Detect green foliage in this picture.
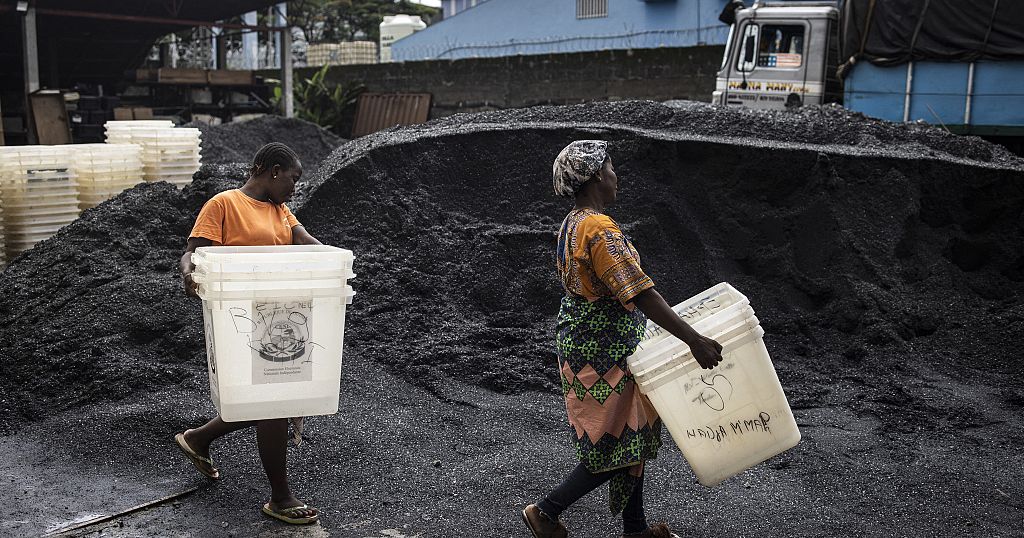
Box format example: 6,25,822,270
288,0,439,43
272,64,365,135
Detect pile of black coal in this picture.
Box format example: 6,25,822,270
190,115,345,175
1,100,1021,434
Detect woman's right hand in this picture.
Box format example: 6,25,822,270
183,271,200,299
689,334,724,370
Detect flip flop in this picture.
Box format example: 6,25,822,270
175,431,220,480
262,502,320,525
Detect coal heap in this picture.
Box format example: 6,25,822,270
191,115,345,175
0,101,1022,435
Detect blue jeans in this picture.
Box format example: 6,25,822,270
536,463,648,534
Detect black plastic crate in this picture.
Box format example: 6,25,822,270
72,123,105,141
87,110,112,124
77,96,101,110
101,96,121,110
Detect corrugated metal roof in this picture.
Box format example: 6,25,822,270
0,0,281,89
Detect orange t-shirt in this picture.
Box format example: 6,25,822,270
189,189,300,246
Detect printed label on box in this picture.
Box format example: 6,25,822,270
248,300,314,385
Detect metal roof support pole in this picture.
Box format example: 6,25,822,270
281,27,293,118
964,62,975,126
19,1,40,144
903,61,913,123
242,11,258,69
20,3,39,94
272,3,287,70
211,26,220,69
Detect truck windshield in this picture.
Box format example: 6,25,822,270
757,25,804,68
736,23,805,72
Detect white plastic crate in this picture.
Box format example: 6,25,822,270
193,245,355,276
625,283,800,487
194,245,357,422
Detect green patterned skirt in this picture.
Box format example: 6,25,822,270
556,294,662,514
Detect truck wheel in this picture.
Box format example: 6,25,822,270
786,93,803,109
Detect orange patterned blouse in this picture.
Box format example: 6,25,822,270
556,208,655,305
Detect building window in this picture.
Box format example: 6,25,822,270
577,0,608,19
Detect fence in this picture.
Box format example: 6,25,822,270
391,26,731,61
148,25,729,71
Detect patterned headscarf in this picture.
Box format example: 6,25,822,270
552,140,609,198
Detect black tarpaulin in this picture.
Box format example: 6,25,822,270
840,0,1024,66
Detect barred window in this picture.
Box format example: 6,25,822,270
577,0,608,19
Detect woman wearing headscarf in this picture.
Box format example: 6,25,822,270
522,140,724,538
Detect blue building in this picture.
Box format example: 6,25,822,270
442,0,490,19
394,0,731,61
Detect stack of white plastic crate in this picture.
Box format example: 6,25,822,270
104,120,201,188
0,146,81,259
71,143,145,210
307,41,377,65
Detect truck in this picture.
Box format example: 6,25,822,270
711,0,1024,148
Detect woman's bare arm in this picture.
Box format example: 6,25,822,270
291,225,322,245
632,287,724,369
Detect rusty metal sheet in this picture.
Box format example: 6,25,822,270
351,93,432,137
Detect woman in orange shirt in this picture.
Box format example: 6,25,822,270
175,143,323,525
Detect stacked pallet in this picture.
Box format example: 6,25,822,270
104,121,202,188
307,41,378,66
71,144,145,210
0,146,81,260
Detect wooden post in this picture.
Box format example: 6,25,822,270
281,27,293,118
215,27,228,70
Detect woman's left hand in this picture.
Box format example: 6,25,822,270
688,334,724,369
633,287,724,369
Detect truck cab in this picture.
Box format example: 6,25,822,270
713,2,842,110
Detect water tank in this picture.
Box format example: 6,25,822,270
379,14,427,63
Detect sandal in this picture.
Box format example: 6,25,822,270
174,431,220,480
262,502,320,525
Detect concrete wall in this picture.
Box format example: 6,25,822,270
393,0,731,61
272,45,725,134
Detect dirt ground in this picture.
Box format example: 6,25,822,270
1,101,1022,537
